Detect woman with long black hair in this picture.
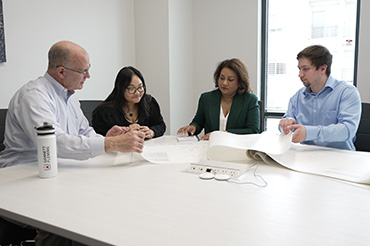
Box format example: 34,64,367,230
92,66,166,139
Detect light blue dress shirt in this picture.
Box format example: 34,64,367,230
282,75,361,151
0,73,105,167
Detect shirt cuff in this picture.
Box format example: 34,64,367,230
305,125,318,141
88,135,106,157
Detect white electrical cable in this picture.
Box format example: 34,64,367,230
227,163,268,187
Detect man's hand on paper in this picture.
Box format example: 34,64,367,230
279,118,296,135
280,118,306,143
287,124,306,143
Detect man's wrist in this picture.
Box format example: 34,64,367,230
104,137,115,152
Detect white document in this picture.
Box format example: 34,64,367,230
269,144,370,184
140,136,208,164
207,131,292,161
207,131,370,184
59,132,370,184
58,152,145,167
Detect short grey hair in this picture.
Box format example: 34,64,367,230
48,43,72,69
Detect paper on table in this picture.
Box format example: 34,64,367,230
207,131,370,184
207,131,292,161
59,136,208,166
113,152,146,165
269,144,370,184
141,139,208,164
177,135,199,142
58,152,146,167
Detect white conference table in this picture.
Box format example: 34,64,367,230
1,136,370,246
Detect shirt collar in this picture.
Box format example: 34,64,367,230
302,75,335,96
45,72,75,100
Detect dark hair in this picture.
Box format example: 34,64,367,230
297,45,332,77
101,66,150,118
213,58,252,94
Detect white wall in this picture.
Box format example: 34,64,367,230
134,0,194,135
0,0,135,107
192,0,260,98
169,0,194,134
134,0,171,133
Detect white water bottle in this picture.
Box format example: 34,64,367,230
35,122,58,178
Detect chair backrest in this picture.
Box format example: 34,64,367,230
355,102,370,152
79,100,103,126
258,100,265,133
0,108,8,152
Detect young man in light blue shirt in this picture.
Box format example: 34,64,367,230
280,45,361,151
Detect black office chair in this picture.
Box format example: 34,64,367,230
0,217,36,245
79,100,103,126
355,102,370,152
258,100,265,133
0,108,7,152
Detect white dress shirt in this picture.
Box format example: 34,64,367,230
0,73,105,167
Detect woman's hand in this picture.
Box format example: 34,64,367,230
139,125,155,139
200,132,212,141
129,123,140,132
177,125,196,136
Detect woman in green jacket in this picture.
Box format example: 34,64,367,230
177,58,260,140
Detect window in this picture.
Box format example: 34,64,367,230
268,63,287,75
262,0,360,132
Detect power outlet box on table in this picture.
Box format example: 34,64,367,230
188,162,242,178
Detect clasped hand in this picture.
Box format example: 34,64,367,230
106,124,154,139
129,123,154,139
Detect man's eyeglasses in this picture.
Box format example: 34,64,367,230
57,64,91,76
126,86,145,94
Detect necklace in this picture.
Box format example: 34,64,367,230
124,113,137,123
123,105,134,117
123,106,138,123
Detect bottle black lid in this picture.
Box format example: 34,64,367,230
35,122,55,134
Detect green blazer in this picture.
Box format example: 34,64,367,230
190,89,260,135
